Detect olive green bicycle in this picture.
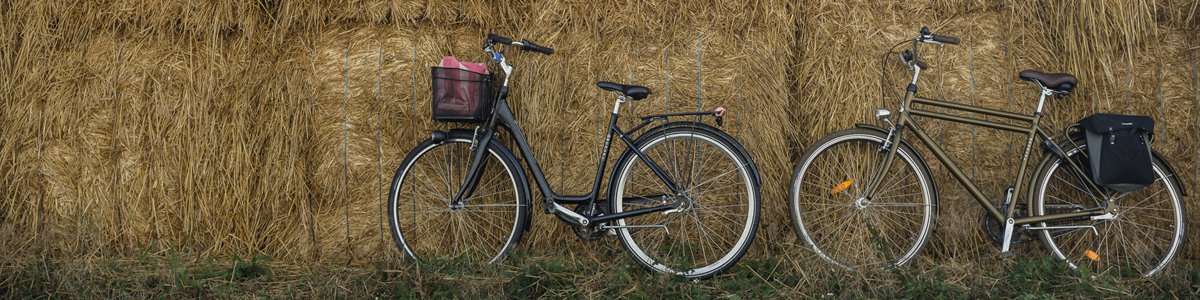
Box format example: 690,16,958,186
788,27,1187,277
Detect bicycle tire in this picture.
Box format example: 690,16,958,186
1031,144,1186,277
608,124,760,279
789,128,937,270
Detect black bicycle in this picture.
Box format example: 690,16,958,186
388,34,761,279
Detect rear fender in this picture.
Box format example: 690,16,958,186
639,121,761,186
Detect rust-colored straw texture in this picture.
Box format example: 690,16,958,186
1,0,1197,265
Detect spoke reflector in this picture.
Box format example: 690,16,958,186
1085,249,1101,262
831,179,854,195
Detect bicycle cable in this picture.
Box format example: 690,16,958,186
879,40,912,110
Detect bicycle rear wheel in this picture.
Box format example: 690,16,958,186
388,133,529,264
609,125,760,279
788,128,936,270
1031,145,1185,277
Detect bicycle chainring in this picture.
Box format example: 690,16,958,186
571,203,608,241
983,200,1036,245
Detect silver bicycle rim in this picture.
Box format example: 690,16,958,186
612,131,757,277
790,133,935,269
1035,148,1184,277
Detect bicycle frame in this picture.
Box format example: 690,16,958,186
862,67,1112,252
445,48,721,226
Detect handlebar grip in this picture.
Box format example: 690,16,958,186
487,33,513,45
932,34,960,45
912,58,929,69
521,39,554,55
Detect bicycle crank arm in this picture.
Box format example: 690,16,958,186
551,202,590,226
1000,218,1015,253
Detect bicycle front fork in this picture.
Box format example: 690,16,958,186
450,125,496,209
861,118,905,201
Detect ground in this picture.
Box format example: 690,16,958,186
3,248,1198,299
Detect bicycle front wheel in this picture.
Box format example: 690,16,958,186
388,134,529,264
789,128,937,270
609,125,760,279
1032,145,1185,277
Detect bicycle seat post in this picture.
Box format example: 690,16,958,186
1033,84,1053,116
612,94,627,114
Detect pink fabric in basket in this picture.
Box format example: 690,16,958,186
440,56,488,74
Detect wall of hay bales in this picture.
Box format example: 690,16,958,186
1,0,1197,265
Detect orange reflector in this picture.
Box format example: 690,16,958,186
1085,250,1100,262
830,179,853,195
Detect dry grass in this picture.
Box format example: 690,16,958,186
3,252,1198,298
1,0,1197,271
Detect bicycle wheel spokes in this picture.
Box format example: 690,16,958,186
1036,156,1184,277
613,128,759,279
391,139,524,264
790,130,935,270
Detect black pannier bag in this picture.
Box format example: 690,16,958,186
431,67,493,122
1079,113,1155,192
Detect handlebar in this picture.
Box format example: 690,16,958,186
897,27,959,70
911,57,929,69
519,39,554,55
931,35,960,45
900,50,929,69
917,26,959,45
486,33,512,45
486,33,555,55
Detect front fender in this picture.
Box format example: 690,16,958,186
853,123,924,155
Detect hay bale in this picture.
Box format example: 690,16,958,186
2,0,1198,266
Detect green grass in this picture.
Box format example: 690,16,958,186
2,251,1198,299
